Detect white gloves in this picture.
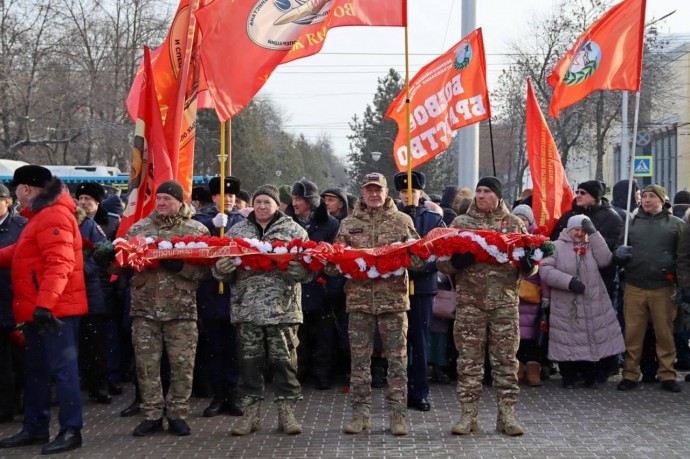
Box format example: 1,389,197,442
212,213,229,228
215,257,236,275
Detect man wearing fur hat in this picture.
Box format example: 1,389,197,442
437,176,534,437
76,182,120,240
331,172,424,436
214,184,310,436
0,165,87,454
288,180,340,390
125,180,211,437
76,181,125,398
194,176,245,418
614,184,686,393
393,171,445,412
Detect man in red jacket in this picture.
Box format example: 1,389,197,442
0,165,87,455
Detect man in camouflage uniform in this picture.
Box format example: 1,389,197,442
126,181,210,437
437,176,534,437
330,172,423,436
214,184,310,436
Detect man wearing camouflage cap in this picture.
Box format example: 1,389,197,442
329,172,424,436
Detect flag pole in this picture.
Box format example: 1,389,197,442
623,90,642,246
218,120,227,293
402,0,414,296
403,0,412,207
488,118,496,176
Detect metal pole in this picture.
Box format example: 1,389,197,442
620,91,629,180
457,0,478,188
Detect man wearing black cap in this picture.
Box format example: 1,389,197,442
393,171,445,412
0,165,87,454
288,180,339,390
0,183,27,424
125,180,211,437
191,186,214,214
437,176,533,437
75,182,120,240
193,176,245,418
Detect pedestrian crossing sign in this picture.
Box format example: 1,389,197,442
633,156,653,177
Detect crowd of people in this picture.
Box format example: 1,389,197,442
0,163,689,455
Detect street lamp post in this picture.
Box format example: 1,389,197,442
370,151,382,162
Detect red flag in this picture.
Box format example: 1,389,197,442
117,47,174,239
526,79,573,235
385,28,490,171
126,0,209,201
196,0,405,121
547,0,646,118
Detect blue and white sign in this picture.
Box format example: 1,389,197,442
633,156,653,177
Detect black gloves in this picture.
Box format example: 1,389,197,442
580,216,597,235
33,307,64,336
681,288,690,304
520,256,535,274
568,278,586,294
450,253,475,270
159,259,184,273
615,245,632,262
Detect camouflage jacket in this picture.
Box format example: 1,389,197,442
334,197,419,315
437,201,527,310
225,211,308,326
126,204,210,321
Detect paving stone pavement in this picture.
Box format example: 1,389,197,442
1,374,690,459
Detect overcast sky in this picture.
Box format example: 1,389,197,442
249,0,690,158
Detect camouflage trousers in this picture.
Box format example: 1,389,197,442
132,317,198,420
349,311,408,412
453,304,519,405
237,323,301,403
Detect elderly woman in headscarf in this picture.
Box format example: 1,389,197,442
539,215,624,389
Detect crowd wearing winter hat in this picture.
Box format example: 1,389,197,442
1,164,690,447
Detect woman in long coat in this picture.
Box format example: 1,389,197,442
540,215,624,388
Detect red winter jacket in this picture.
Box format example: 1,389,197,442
0,178,87,322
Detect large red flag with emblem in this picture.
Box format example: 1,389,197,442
526,79,573,235
384,28,490,171
547,0,646,118
195,0,406,122
117,47,174,239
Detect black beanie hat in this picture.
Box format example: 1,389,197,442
577,180,604,201
673,190,690,205
156,180,184,202
253,184,281,206
237,189,251,204
75,182,105,203
192,186,212,203
291,180,320,209
208,176,241,195
393,171,426,191
476,176,503,199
